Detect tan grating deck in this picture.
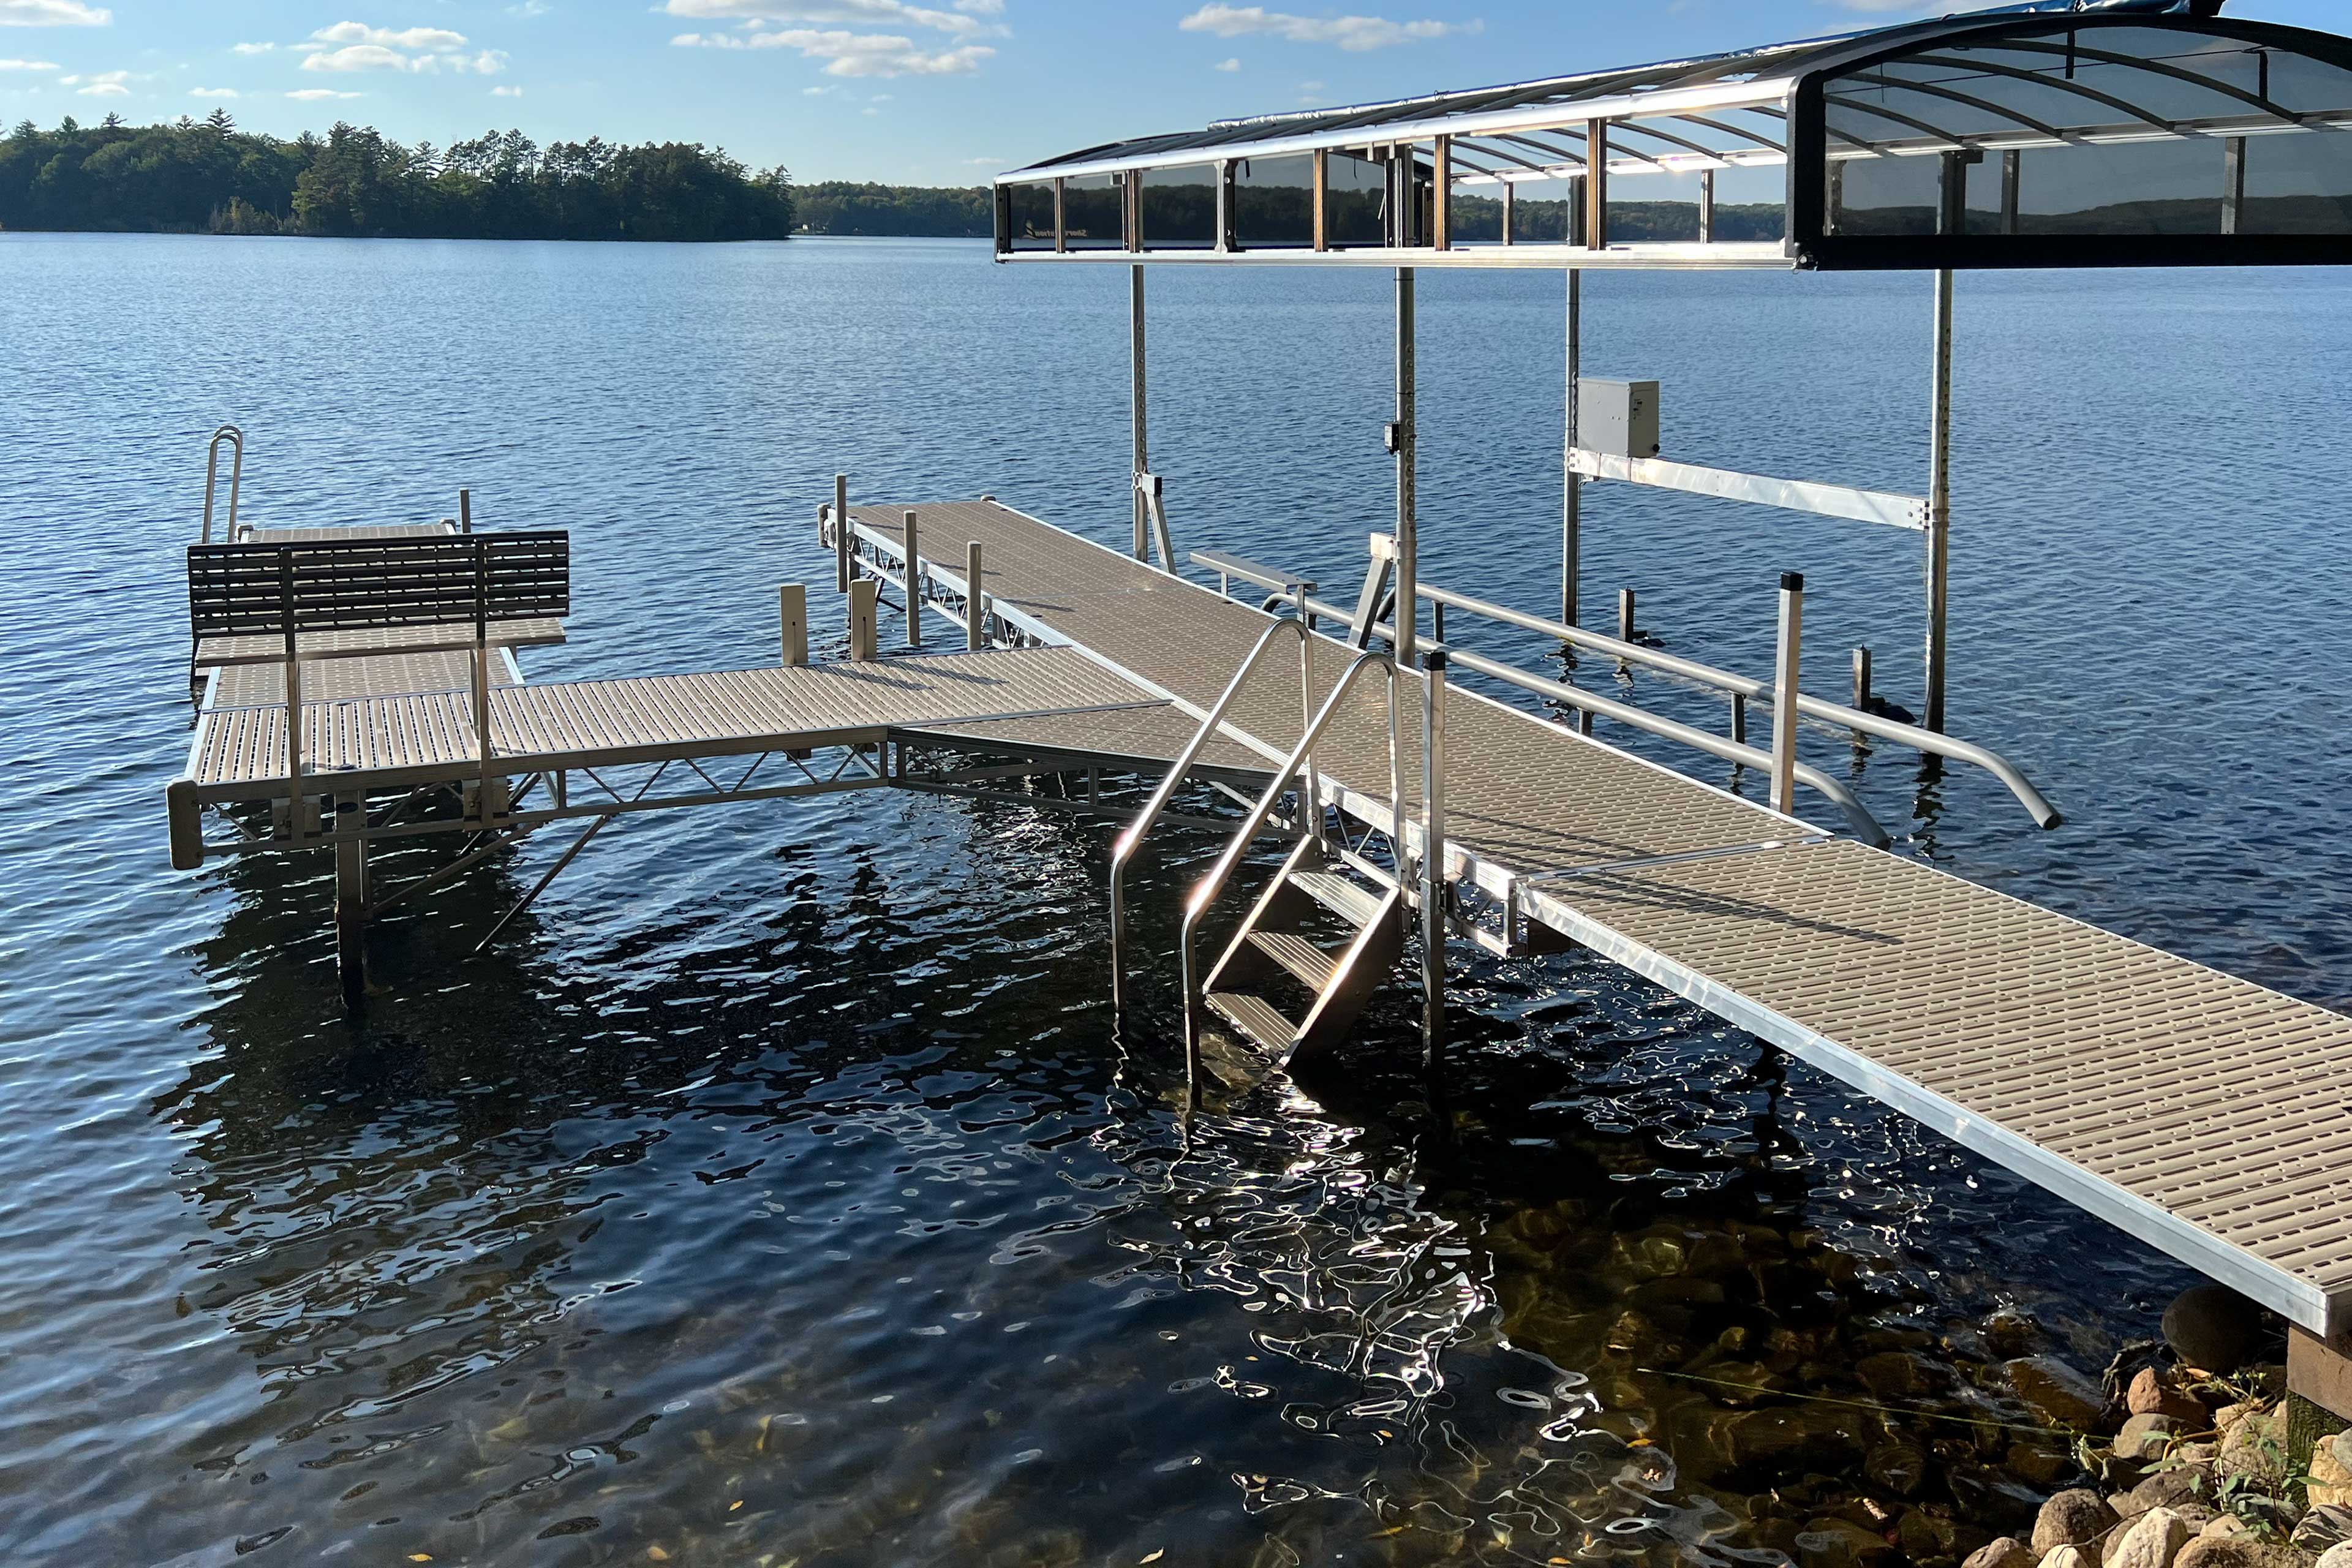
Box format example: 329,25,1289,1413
846,499,2352,1335
188,646,1170,796
194,618,567,668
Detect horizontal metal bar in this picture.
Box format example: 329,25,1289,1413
998,242,1793,273
1409,578,2061,829
1570,448,1928,529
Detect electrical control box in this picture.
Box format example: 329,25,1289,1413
1577,379,1660,459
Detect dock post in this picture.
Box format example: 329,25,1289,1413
1852,646,1872,714
1773,573,1804,815
779,583,807,666
1420,650,1449,1072
1925,269,1954,733
1618,587,1636,647
333,796,368,1010
1131,265,1149,561
472,537,497,826
1562,269,1581,628
280,551,306,845
965,541,986,650
834,473,850,594
2289,1325,2352,1470
848,578,879,661
1393,266,1418,665
459,489,472,534
1731,693,1747,746
902,509,922,647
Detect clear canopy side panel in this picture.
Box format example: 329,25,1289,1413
1792,18,2352,268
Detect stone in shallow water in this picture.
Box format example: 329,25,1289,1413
2032,1489,2120,1566
2008,1357,2111,1432
1796,1517,1896,1568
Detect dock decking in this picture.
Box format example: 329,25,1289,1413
843,499,2352,1337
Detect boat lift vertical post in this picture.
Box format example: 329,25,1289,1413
834,472,850,594
1926,270,1954,732
1773,571,1804,814
903,508,922,647
1393,266,1417,666
1420,649,1449,1071
1562,270,1581,628
1130,265,1149,561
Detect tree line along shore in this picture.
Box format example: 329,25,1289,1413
0,114,998,241
0,115,1787,244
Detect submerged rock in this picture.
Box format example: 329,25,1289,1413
1796,1517,1896,1568
2008,1357,2111,1431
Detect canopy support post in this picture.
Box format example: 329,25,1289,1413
1393,266,1418,666
1129,265,1148,561
1925,268,1954,733
1562,269,1581,628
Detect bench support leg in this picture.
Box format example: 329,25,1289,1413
2289,1324,2352,1471
333,798,369,1011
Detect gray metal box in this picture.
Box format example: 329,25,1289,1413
1578,378,1660,459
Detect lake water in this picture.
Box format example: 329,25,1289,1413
3,232,2349,1567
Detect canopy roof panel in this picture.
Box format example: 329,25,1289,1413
992,0,2352,270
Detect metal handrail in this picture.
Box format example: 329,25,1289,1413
1205,546,2054,831
1178,649,1401,1084
1416,579,2061,829
1265,584,1891,848
201,424,244,544
1109,617,1309,1009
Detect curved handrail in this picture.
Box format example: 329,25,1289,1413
1109,616,1308,1009
1418,579,2059,829
201,424,244,544
1280,586,1891,848
1178,650,1400,1067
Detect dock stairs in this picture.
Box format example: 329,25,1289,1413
1202,837,1407,1063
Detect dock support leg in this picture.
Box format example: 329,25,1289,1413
1420,650,1449,1074
1393,266,1418,666
1773,572,1804,816
334,798,368,1010
849,578,879,661
780,583,807,666
903,509,922,647
1562,269,1581,629
834,472,850,594
1924,268,1954,733
1130,265,1149,562
2290,1325,2352,1470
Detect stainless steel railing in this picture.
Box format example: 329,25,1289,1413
1109,617,1309,1011
201,424,244,543
1177,649,1403,1091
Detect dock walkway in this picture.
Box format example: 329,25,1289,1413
844,499,2352,1339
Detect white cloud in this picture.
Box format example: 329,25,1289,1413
189,86,238,97
232,41,273,55
1213,55,1238,71
491,83,522,96
671,28,992,75
662,0,997,39
0,56,58,68
0,0,110,26
1178,4,1477,51
508,0,551,13
61,66,126,94
960,154,997,164
953,0,1000,13
287,88,362,100
298,23,505,75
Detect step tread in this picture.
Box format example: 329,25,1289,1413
1205,991,1298,1055
1246,930,1340,993
1286,869,1384,929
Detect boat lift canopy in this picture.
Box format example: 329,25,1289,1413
993,0,2352,271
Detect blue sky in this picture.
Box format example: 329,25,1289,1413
1,0,2340,183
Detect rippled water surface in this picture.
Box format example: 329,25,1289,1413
4,233,2350,1567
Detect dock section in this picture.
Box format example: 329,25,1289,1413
839,498,2352,1341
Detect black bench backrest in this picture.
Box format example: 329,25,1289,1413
188,531,570,639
